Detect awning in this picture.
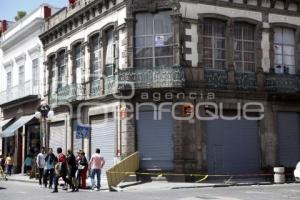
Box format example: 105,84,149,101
0,118,13,130
0,114,35,138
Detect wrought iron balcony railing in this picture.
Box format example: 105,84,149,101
49,83,84,105
235,72,257,91
118,65,185,90
90,76,119,98
205,69,228,90
0,80,40,105
265,73,300,93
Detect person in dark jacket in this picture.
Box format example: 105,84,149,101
52,147,74,193
67,149,77,190
44,148,57,189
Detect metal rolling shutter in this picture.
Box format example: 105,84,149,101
91,116,115,184
207,119,260,175
137,111,174,170
49,121,66,154
72,121,83,153
278,112,300,167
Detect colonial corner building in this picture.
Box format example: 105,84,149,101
0,0,300,183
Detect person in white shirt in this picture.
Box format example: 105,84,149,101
36,147,46,187
89,148,105,191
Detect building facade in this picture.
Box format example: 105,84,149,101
0,5,59,173
39,0,300,181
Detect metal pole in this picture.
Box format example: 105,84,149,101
45,118,48,149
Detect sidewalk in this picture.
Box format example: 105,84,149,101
4,174,279,192
118,178,274,192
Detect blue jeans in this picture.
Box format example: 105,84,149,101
90,169,101,189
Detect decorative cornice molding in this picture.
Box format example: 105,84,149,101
15,53,26,65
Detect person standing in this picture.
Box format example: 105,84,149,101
44,148,57,189
52,147,74,193
24,155,33,175
5,154,14,176
89,148,105,191
66,150,77,190
74,150,88,192
0,154,5,171
36,147,46,187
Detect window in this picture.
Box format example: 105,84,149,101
49,56,56,93
6,72,12,89
18,66,25,84
135,11,173,68
104,28,114,76
57,50,67,88
203,19,226,70
32,59,39,86
74,43,83,84
273,27,295,74
90,34,101,80
234,22,256,72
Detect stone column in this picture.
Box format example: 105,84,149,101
227,19,236,90
85,42,91,96
171,12,182,66
120,102,135,157
197,16,205,83
260,103,277,167
125,17,135,68
67,50,72,85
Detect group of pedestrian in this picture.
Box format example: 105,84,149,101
0,153,14,175
35,147,105,193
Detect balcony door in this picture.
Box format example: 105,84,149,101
134,11,174,69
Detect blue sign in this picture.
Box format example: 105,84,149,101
76,124,90,139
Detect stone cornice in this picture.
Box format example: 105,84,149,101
41,1,126,50
180,0,300,17
1,18,44,51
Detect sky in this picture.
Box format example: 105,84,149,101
0,0,68,21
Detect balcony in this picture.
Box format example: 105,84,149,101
49,83,84,105
118,65,185,90
90,76,119,98
265,73,300,93
0,80,40,106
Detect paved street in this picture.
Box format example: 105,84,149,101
1,181,300,200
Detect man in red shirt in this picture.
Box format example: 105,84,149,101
52,147,74,193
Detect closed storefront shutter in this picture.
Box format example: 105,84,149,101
207,119,260,175
278,112,300,167
137,111,174,170
90,115,116,184
72,120,83,153
49,121,66,154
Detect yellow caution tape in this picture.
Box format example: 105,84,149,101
107,171,275,177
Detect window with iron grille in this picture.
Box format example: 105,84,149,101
273,27,295,74
90,34,101,80
104,28,114,76
234,22,256,73
203,19,226,70
74,43,83,84
57,50,67,88
134,11,173,68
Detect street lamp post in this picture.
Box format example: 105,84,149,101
35,102,53,149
